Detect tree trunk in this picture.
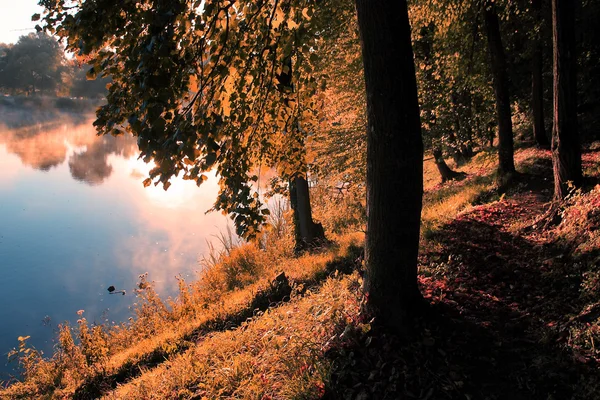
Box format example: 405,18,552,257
433,148,465,183
484,2,516,181
276,57,326,251
460,90,475,159
532,0,550,148
355,0,424,330
551,0,582,200
289,174,326,252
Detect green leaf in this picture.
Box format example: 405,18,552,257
31,13,40,22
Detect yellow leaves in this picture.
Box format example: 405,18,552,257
189,75,199,93
18,335,31,342
271,8,285,30
183,19,192,33
302,8,312,21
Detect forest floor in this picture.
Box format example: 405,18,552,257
326,145,600,399
3,144,600,399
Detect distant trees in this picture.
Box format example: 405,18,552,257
69,64,111,99
0,32,109,98
0,33,69,96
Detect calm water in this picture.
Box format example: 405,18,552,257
0,109,230,378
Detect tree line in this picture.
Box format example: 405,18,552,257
36,0,598,329
0,32,109,99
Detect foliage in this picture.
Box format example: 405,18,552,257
308,0,366,187
38,0,349,238
0,32,70,96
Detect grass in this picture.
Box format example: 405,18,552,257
4,143,600,399
1,221,364,398
421,148,499,239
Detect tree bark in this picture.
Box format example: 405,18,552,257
484,2,516,181
433,147,465,183
355,0,424,330
289,174,326,252
532,0,550,148
551,0,582,200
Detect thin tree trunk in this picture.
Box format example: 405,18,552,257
289,174,325,252
355,0,424,330
484,2,516,181
433,147,465,183
532,0,550,148
276,57,326,251
551,0,582,200
461,90,475,159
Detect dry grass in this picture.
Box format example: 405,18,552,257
421,149,498,239
104,274,362,399
3,146,555,399
0,227,363,399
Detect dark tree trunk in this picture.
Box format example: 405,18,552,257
461,90,475,159
289,174,326,252
447,131,466,166
551,0,582,200
532,0,550,148
355,0,424,330
433,147,465,183
277,57,325,250
484,2,516,181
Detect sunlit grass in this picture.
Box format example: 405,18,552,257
2,145,559,399
421,149,498,240
105,274,362,399
0,223,363,398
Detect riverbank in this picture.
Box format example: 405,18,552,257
3,144,600,399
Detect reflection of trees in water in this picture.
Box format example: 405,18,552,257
69,136,137,185
0,117,137,184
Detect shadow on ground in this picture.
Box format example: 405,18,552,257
324,170,599,399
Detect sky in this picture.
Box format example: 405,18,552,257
0,0,46,44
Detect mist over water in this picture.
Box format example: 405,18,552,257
0,102,229,379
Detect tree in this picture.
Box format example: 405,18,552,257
42,0,426,328
269,55,326,251
551,0,582,199
531,0,550,148
0,33,68,95
40,0,329,239
355,0,424,329
484,1,516,183
433,147,466,183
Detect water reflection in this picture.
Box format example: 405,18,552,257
0,119,138,184
0,112,229,378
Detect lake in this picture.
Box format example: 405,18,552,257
0,107,230,379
